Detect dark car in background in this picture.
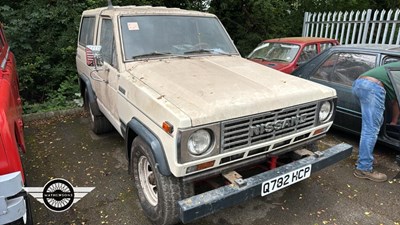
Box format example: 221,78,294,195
292,44,400,151
247,37,338,74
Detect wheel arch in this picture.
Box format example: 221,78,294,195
13,126,26,182
13,118,25,153
0,120,25,182
126,118,172,176
78,73,102,116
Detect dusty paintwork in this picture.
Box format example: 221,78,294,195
75,6,348,224
125,55,335,126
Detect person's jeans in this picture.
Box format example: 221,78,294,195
352,78,386,171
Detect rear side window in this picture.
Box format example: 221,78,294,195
312,53,376,86
79,17,96,46
320,43,334,52
298,44,317,64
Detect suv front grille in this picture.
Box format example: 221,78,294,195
221,103,317,152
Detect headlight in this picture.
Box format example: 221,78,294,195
187,129,212,155
319,101,332,122
179,124,220,163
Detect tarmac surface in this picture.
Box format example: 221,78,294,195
22,112,400,225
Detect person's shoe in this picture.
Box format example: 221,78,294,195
353,169,387,182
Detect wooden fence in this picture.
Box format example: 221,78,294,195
302,9,400,45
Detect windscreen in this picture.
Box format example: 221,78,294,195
120,15,238,60
248,42,300,63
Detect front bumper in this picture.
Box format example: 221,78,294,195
0,172,26,224
178,143,352,223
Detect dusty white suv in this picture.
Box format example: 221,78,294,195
76,4,352,225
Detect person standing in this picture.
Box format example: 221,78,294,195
352,61,400,182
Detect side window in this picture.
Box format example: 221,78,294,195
312,53,376,86
298,44,317,64
79,17,95,47
99,18,117,68
320,43,333,52
382,56,400,65
312,53,339,81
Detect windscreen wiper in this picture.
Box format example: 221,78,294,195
268,58,288,62
184,49,232,56
250,56,267,60
133,51,188,59
184,49,213,55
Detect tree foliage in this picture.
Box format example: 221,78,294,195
0,0,396,113
0,0,205,113
0,1,87,112
209,0,298,55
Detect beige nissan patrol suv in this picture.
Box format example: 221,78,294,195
76,4,352,225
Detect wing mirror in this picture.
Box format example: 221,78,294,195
86,45,104,69
86,45,108,83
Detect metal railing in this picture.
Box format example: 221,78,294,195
302,9,400,45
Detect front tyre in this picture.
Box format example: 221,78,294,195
131,137,193,225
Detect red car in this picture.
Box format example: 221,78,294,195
247,37,339,74
0,23,33,224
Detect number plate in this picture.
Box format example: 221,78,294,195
261,165,312,196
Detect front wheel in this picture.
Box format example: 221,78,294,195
131,137,193,225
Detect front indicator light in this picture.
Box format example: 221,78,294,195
186,161,215,173
162,121,174,134
314,127,328,135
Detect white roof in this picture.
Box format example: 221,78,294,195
82,5,215,18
